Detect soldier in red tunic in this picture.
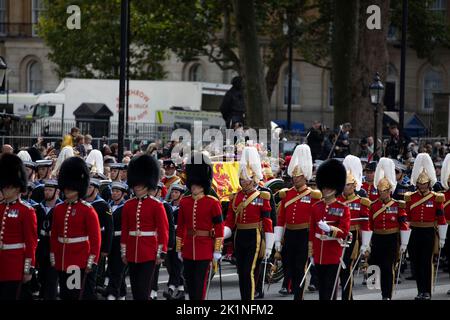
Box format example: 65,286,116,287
121,154,169,300
361,161,378,202
309,159,350,300
51,157,101,300
274,144,321,300
440,153,450,295
0,154,38,300
406,153,447,300
337,155,371,300
368,158,409,300
176,152,224,300
224,147,274,300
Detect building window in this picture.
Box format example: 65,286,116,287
27,61,42,93
429,0,446,10
423,68,443,110
32,0,46,37
283,67,300,105
0,0,5,35
428,0,447,18
188,63,204,82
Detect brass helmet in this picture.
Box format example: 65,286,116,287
343,155,363,191
239,147,263,183
411,153,436,187
441,153,450,190
374,158,397,193
287,144,313,180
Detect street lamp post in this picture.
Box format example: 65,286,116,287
0,56,7,109
369,72,384,160
283,14,293,132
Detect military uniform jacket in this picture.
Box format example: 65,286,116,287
277,186,321,228
443,190,450,222
361,182,378,202
225,189,273,233
393,181,414,201
0,199,38,281
109,199,125,237
369,198,408,233
405,191,446,227
121,196,169,263
337,194,370,231
309,200,350,265
90,195,113,254
177,194,224,260
50,200,101,271
162,201,176,250
35,199,62,266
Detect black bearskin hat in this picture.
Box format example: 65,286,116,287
58,157,90,198
0,153,28,192
127,154,160,190
316,158,346,195
186,152,213,193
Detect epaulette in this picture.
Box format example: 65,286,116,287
360,197,371,208
278,188,289,199
19,199,33,209
260,191,271,200
404,191,415,202
207,194,220,202
150,195,162,203
310,189,322,200
434,192,445,203
397,200,406,209
80,200,93,208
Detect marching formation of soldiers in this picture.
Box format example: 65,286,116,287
1,143,450,301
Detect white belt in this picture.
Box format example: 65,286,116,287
40,230,50,237
58,236,88,244
114,231,122,236
129,231,157,237
0,243,25,250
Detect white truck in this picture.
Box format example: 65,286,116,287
30,78,229,136
0,93,37,117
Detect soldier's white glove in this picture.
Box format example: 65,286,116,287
177,252,183,262
224,226,232,240
318,220,331,233
213,252,222,262
360,245,369,254
400,244,407,253
265,232,275,259
275,241,282,252
310,257,314,266
438,225,448,249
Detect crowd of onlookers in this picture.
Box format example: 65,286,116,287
305,121,449,168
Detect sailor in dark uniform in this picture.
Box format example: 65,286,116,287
34,179,62,300
85,178,114,294
105,181,128,300
149,182,175,300
31,160,53,203
393,160,414,201
164,184,187,300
